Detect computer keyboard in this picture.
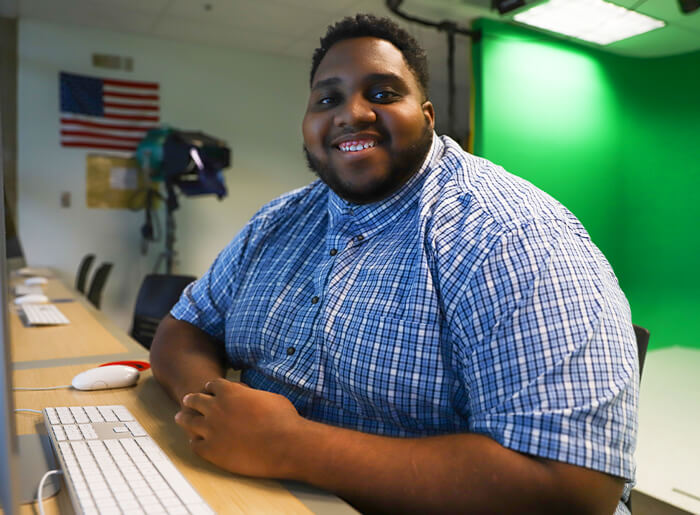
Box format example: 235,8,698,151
22,303,70,326
43,404,214,515
14,284,44,296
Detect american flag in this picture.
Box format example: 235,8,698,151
59,72,160,153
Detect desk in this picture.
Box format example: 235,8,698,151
634,346,700,514
11,275,357,514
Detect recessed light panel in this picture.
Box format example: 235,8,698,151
513,0,665,45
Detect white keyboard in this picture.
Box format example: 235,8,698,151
14,284,44,296
22,303,70,325
43,405,214,515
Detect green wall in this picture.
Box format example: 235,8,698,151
472,19,700,350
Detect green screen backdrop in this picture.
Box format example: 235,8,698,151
471,19,700,350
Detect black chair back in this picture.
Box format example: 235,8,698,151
75,254,95,294
633,324,650,379
130,274,196,349
86,262,113,309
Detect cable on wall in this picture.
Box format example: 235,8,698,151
385,0,481,141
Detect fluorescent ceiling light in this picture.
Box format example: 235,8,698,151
513,0,665,45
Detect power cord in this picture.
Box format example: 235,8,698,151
14,408,42,414
37,469,62,515
14,385,71,391
11,409,62,514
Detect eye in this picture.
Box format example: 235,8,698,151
316,93,340,107
370,89,399,102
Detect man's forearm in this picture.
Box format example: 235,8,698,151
287,419,623,515
150,314,227,404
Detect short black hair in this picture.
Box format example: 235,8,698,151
310,14,429,97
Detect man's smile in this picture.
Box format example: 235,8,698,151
337,139,376,152
331,133,381,155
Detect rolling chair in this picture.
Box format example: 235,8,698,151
86,262,113,309
75,253,95,294
130,274,196,349
626,324,650,513
632,324,649,379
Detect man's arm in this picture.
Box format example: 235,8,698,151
149,314,228,406
177,379,624,515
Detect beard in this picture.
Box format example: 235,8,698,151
303,123,433,205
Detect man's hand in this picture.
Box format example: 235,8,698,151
175,379,306,479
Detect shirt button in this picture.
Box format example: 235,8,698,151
286,347,295,356
311,296,319,304
357,235,364,241
329,248,337,256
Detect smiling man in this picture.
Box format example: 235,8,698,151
151,14,638,514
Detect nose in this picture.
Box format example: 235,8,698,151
334,94,376,127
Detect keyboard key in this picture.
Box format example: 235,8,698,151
65,425,83,441
56,407,75,424
110,405,135,421
126,421,147,436
98,406,118,422
84,406,103,422
45,407,60,425
70,407,90,423
53,426,66,441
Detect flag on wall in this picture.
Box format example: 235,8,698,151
59,72,160,153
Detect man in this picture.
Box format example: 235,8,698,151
151,14,637,514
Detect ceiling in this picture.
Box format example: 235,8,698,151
0,0,699,60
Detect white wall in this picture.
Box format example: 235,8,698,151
17,19,313,330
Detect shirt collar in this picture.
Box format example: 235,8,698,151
327,133,440,239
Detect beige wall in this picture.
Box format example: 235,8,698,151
17,19,313,330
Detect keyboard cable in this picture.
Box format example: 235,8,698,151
14,385,71,390
14,408,43,414
12,409,63,515
37,469,63,515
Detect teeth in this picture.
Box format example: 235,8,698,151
339,140,376,152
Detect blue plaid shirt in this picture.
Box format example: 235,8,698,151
172,135,638,499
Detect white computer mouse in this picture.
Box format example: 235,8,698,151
14,293,49,305
24,277,48,286
71,365,140,391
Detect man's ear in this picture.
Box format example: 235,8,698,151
422,101,435,130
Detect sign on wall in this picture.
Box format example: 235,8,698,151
86,154,155,209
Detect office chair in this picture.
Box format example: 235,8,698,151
632,324,650,379
86,262,113,309
626,324,650,513
75,253,95,294
130,273,196,349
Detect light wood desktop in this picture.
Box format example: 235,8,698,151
634,346,700,514
10,275,357,514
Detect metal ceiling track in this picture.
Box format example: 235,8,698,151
385,0,482,139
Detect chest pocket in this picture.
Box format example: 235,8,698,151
323,309,454,433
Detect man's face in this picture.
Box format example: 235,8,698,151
302,37,434,204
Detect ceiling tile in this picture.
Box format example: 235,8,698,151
152,15,296,55
271,0,361,14
164,0,336,38
608,23,700,58
18,0,161,33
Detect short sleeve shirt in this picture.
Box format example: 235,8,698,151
172,135,638,486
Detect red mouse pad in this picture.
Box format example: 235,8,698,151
99,360,151,371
